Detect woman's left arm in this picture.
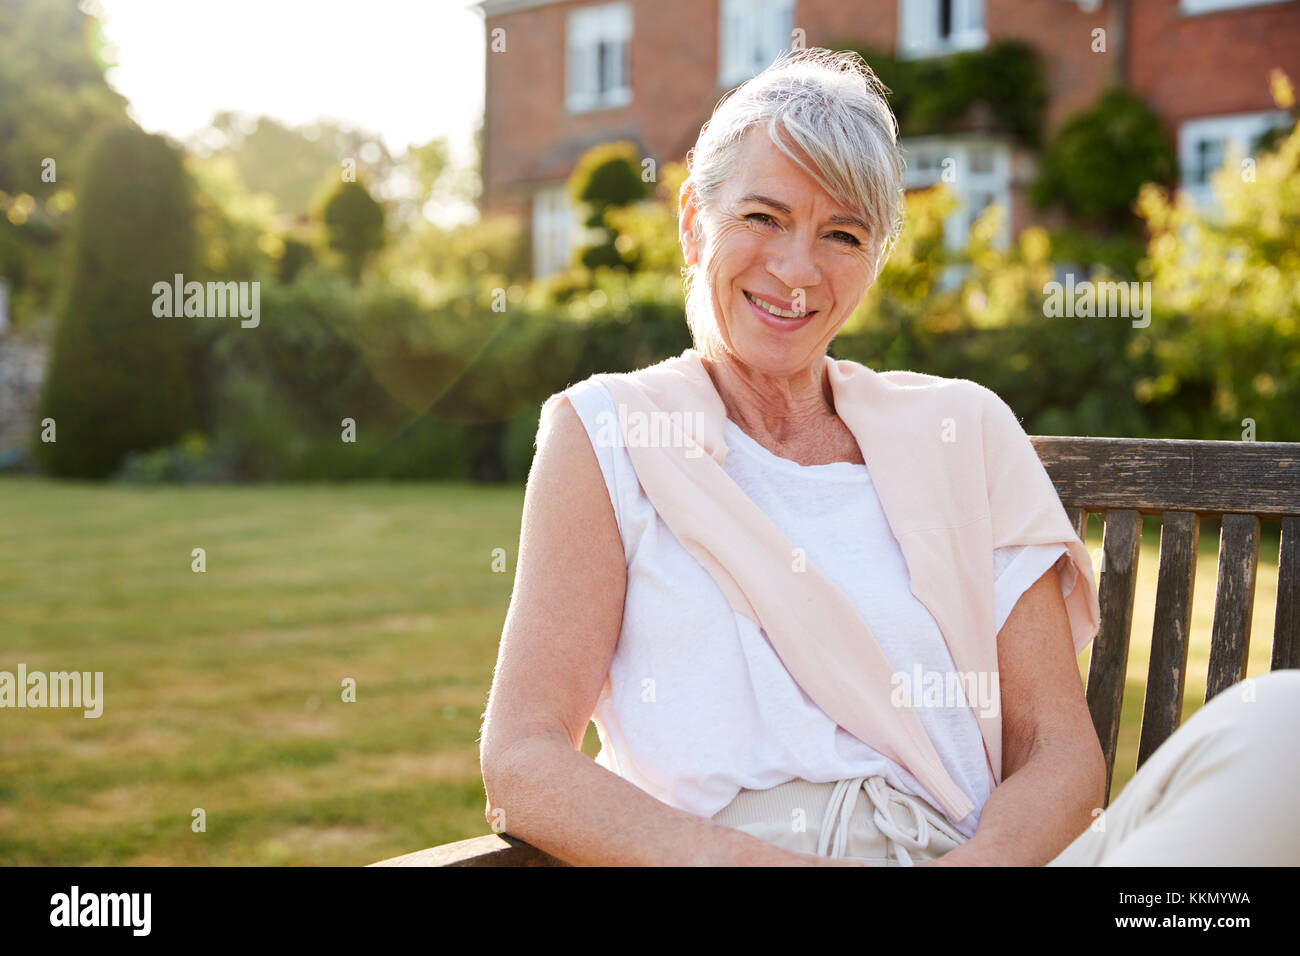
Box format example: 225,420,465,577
925,562,1107,866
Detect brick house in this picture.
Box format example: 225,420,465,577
474,0,1300,278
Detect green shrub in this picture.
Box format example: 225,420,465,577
567,141,651,272
321,179,385,281
113,430,238,484
832,41,1047,146
1031,88,1177,226
35,123,201,478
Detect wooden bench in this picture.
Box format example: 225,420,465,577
371,436,1300,866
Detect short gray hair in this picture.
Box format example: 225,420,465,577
680,47,906,359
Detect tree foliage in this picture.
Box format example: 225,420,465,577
36,124,201,478
567,141,651,271
0,0,130,326
321,179,386,281
1031,87,1178,227
1133,106,1300,440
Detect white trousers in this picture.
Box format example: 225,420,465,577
712,669,1300,866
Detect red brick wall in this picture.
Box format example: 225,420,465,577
1127,0,1300,139
795,1,896,54
480,0,900,218
480,0,1300,244
482,0,726,217
986,0,1114,134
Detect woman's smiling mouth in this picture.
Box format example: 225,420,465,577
744,289,817,330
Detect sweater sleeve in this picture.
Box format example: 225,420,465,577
980,387,1101,656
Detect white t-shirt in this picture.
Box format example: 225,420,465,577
565,378,1069,838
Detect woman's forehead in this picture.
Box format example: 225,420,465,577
724,131,863,218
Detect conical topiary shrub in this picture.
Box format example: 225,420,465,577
35,123,201,478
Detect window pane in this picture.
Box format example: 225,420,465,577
1196,138,1224,183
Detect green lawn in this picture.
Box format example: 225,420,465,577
0,476,559,865
0,478,1284,864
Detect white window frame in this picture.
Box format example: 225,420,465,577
1180,0,1294,14
897,0,987,60
566,2,632,113
1177,110,1292,208
532,185,582,279
900,135,1012,252
718,0,795,88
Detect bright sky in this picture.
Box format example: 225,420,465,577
88,0,486,221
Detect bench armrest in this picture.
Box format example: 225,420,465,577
369,833,569,867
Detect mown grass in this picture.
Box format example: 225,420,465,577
0,476,585,865
0,477,1284,863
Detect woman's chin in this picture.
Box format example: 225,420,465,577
727,330,818,374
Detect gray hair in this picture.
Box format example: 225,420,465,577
680,47,906,360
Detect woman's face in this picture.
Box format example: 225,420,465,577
681,127,879,377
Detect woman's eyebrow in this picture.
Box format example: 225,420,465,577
737,193,869,232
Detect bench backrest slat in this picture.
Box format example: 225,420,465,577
1206,514,1260,701
1137,510,1198,770
1036,437,1300,518
1274,516,1300,671
1033,436,1299,807
1086,508,1142,800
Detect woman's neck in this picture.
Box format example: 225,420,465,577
700,352,836,448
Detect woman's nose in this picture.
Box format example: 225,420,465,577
767,236,821,292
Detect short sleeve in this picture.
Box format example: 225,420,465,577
993,543,1069,636
552,379,627,544
979,386,1100,656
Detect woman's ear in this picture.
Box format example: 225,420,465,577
679,180,701,266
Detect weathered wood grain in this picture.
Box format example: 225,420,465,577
1033,437,1300,518
1274,516,1300,671
1206,514,1260,702
1137,511,1198,769
1086,509,1143,805
369,833,568,867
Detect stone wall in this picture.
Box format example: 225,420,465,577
0,334,48,458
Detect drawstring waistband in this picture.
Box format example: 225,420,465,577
816,776,934,866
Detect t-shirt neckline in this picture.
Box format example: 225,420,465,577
723,419,871,479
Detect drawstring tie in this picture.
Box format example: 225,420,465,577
816,776,934,866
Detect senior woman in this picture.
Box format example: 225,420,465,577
478,48,1300,867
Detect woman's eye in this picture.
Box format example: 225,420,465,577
745,213,861,247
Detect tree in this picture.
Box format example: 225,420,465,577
321,179,386,281
35,124,201,478
0,0,130,326
1030,87,1177,228
567,141,651,271
1133,80,1300,442
193,113,398,220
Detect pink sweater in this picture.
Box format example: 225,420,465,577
543,347,1100,824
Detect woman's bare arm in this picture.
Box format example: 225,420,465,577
478,396,837,866
925,562,1107,866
